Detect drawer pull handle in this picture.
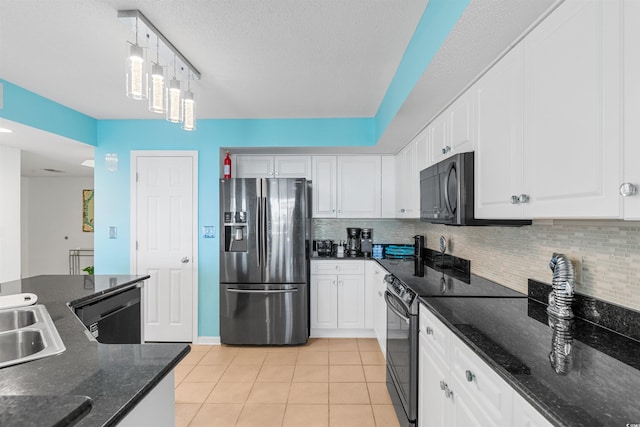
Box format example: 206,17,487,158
465,370,475,382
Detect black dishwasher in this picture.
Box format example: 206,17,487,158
75,286,142,344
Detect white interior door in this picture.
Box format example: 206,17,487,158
133,152,197,342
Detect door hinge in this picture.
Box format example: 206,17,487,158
136,241,138,250
136,172,139,182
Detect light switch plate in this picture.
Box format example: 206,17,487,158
203,226,216,238
109,226,117,239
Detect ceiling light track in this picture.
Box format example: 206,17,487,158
118,9,200,131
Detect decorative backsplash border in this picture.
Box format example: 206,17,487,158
528,279,640,342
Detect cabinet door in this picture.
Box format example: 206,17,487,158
623,0,640,220
523,0,622,218
475,43,526,219
235,155,274,178
274,156,311,179
311,156,337,218
337,156,382,218
395,142,418,218
381,156,397,218
430,114,450,164
310,275,338,329
449,89,475,155
450,333,513,426
375,265,388,356
337,274,365,329
511,392,553,427
418,331,450,427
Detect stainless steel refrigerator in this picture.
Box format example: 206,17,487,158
219,178,310,345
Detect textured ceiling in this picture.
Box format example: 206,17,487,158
0,0,560,176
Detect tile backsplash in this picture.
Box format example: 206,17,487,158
314,218,640,312
416,220,640,312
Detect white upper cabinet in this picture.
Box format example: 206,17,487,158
475,43,526,219
431,89,475,164
522,0,622,218
336,156,382,218
623,0,640,219
476,0,624,219
235,155,311,179
313,156,382,218
312,156,338,217
395,139,419,218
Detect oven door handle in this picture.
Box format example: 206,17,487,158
384,291,410,324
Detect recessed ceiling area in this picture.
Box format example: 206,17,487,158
0,0,560,166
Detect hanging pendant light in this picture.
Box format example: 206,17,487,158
166,56,182,123
182,73,196,131
125,16,146,100
149,38,165,113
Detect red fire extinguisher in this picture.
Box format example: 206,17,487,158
223,151,232,179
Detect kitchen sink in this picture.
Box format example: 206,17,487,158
0,305,66,369
0,310,37,332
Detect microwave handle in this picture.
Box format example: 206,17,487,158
443,163,456,217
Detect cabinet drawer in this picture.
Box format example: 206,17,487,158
450,332,513,426
419,303,450,366
311,260,365,275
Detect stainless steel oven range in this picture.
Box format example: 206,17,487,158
384,273,419,427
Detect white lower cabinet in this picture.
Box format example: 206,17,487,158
366,261,388,355
310,260,369,336
419,303,550,427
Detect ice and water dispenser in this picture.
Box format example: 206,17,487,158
223,211,248,252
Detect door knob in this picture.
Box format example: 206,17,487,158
181,257,190,263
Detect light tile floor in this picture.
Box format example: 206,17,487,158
174,338,400,427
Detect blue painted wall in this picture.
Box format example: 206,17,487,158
95,118,373,336
0,80,97,146
1,0,468,337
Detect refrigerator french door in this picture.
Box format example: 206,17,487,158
220,178,309,345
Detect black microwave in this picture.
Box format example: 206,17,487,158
419,151,531,226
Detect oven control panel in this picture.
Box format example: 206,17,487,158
385,274,417,308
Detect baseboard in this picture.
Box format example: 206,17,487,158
310,329,376,338
194,336,220,345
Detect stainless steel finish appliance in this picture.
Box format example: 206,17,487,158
384,274,419,427
220,178,310,345
360,228,373,258
346,227,361,257
420,152,531,226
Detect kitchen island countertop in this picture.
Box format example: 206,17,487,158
0,275,190,427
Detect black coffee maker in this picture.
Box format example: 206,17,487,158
346,228,361,257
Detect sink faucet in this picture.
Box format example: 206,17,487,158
547,253,575,319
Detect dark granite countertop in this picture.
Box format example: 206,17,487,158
0,275,190,427
419,296,640,427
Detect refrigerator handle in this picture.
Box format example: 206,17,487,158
256,196,261,267
261,196,268,265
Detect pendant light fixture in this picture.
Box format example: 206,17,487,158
182,72,196,131
166,55,182,123
125,16,146,100
149,38,165,113
118,10,201,131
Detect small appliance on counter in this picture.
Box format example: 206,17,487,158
315,240,334,257
360,228,373,258
346,227,361,257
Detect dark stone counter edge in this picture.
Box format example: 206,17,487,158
418,298,568,427
105,344,191,427
67,275,151,308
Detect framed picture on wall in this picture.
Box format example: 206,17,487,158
83,189,94,232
